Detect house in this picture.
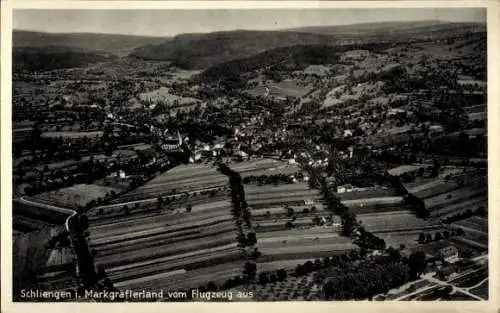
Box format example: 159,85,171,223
386,164,431,177
437,245,459,262
161,131,183,152
337,184,354,193
436,266,456,280
343,129,353,137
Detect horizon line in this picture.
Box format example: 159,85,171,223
12,19,486,38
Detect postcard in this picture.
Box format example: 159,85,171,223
1,1,498,313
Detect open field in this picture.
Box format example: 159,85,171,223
229,159,300,177
115,164,229,202
40,131,104,138
88,191,244,291
138,87,199,105
335,188,398,201
424,185,486,212
248,80,312,99
33,184,120,208
238,179,355,275
342,196,407,214
429,196,486,219
452,216,487,233
357,210,441,233
469,279,488,299
321,81,385,109
13,197,75,232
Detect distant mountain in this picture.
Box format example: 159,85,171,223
286,20,485,36
197,42,391,83
13,30,171,56
13,45,117,72
129,21,486,70
129,30,339,69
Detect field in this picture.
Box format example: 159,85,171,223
469,279,488,299
357,211,441,233
88,192,244,291
241,181,357,273
115,164,229,203
357,210,443,249
452,216,487,233
13,197,75,229
138,87,199,106
33,184,120,208
298,65,331,77
423,184,486,212
449,266,488,288
321,81,385,109
248,80,312,99
40,131,104,138
334,187,398,201
229,158,301,178
341,196,407,214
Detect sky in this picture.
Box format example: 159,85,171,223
13,8,486,37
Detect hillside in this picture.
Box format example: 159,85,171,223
129,30,339,69
13,30,171,56
196,42,391,83
13,46,117,71
287,21,485,36
129,21,485,70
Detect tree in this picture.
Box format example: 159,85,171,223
277,269,287,281
258,272,269,285
207,281,217,291
311,206,317,214
123,205,130,215
285,221,293,229
434,232,443,241
408,251,427,279
387,247,401,262
186,205,192,213
314,258,323,270
418,233,426,244
243,262,257,282
295,264,305,276
425,233,433,243
246,232,257,246
443,230,450,239
304,261,314,273
269,274,278,283
302,208,310,215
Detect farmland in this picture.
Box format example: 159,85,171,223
87,192,244,292
469,279,488,299
229,158,301,177
33,184,121,208
237,179,357,273
248,79,312,99
341,196,407,214
115,164,229,203
356,210,443,249
357,211,441,236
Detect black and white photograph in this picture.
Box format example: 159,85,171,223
3,3,495,307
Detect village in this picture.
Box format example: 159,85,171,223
11,18,488,302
